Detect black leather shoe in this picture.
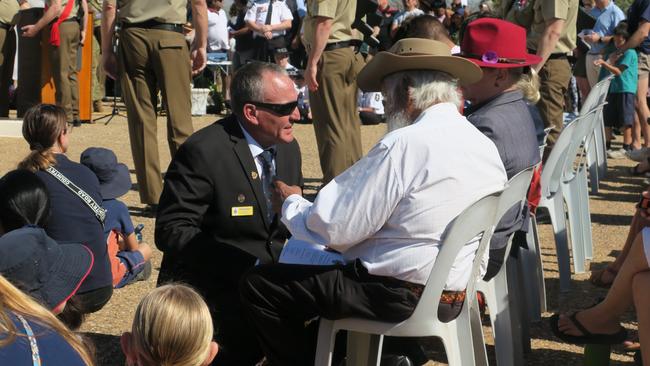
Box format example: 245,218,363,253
72,119,82,127
142,204,158,218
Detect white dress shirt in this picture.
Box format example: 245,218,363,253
239,122,276,177
358,91,385,115
282,103,507,290
245,1,293,38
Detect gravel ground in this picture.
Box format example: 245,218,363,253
0,106,641,365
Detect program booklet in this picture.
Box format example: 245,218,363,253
279,238,347,266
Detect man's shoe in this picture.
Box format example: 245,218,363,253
626,147,650,162
142,204,158,217
72,119,82,127
93,100,105,113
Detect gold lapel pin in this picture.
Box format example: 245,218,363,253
251,171,258,180
237,194,246,203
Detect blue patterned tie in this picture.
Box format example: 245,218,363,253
259,148,275,220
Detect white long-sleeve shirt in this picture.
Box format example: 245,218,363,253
282,103,507,290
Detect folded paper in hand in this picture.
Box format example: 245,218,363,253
279,239,347,266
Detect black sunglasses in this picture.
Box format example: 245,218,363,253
246,100,298,116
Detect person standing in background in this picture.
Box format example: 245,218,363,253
21,0,88,127
303,0,364,184
88,0,104,113
582,0,625,87
0,0,20,117
101,0,207,213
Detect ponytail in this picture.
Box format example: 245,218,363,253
18,104,68,172
514,67,540,104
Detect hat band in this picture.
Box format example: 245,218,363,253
462,51,527,65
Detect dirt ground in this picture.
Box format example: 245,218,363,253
0,106,642,365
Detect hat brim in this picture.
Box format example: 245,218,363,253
464,53,543,69
44,243,93,310
99,163,132,199
358,53,483,92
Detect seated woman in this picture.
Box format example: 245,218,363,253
18,104,113,326
0,275,95,365
551,224,650,364
121,284,218,366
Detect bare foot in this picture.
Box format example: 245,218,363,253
557,309,621,336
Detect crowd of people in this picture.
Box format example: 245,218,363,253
3,0,650,365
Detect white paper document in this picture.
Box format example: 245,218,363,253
279,238,347,266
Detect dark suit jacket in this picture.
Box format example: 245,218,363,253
155,115,303,293
467,90,540,250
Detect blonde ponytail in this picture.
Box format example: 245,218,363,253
515,67,540,104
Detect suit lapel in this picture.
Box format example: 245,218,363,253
225,117,271,230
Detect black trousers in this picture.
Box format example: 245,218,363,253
359,111,384,125
239,259,421,366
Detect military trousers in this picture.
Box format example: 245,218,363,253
538,57,571,160
0,26,16,116
49,21,80,122
311,47,364,184
118,27,193,204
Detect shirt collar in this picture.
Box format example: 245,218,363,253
238,120,275,159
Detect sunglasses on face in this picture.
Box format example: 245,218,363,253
247,100,298,116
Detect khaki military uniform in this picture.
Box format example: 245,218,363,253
88,0,104,103
515,0,578,155
107,0,193,204
45,0,81,123
0,0,19,116
304,0,363,184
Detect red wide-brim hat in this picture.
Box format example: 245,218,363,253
460,18,542,69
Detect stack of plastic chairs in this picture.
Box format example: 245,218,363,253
475,167,536,366
585,75,614,194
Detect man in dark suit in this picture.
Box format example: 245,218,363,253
155,62,303,366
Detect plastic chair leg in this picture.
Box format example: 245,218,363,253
518,243,542,322
563,180,586,274
578,167,594,260
508,257,530,356
314,319,337,366
587,133,600,195
526,215,547,313
485,266,519,366
544,194,572,292
346,332,382,366
597,120,607,179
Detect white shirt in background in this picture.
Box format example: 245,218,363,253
358,91,384,115
392,8,425,28
207,8,230,52
282,102,507,291
245,1,293,38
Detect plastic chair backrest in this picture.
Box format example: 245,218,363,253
580,75,613,115
540,116,582,198
562,105,605,179
409,189,503,324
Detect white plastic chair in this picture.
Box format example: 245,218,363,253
475,167,535,366
313,190,505,366
584,75,614,194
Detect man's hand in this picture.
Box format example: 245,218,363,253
263,31,273,40
271,180,302,214
80,29,87,46
639,190,650,218
191,45,207,75
102,50,118,80
21,24,38,38
305,62,318,91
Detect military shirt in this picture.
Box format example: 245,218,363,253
88,0,101,27
303,0,356,49
527,0,578,54
45,0,79,21
0,0,20,25
106,0,187,24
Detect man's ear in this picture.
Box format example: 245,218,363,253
242,104,259,126
201,341,219,366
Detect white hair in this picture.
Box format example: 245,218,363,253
382,70,462,129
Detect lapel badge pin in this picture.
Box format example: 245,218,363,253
251,171,259,180
237,194,246,203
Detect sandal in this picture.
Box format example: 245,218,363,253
549,313,627,345
589,266,618,288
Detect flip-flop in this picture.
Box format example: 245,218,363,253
549,313,627,345
589,267,618,288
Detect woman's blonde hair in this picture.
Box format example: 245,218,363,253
0,276,94,365
18,104,68,172
131,284,214,366
512,67,541,104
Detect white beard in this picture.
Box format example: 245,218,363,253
385,109,412,132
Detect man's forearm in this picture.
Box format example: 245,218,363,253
307,17,332,67
533,18,565,72
101,1,116,54
32,2,60,32
192,0,208,49
80,0,88,31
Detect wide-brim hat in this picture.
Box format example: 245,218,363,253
80,147,132,199
0,227,93,310
357,38,483,92
460,18,542,69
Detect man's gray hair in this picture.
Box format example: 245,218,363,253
382,70,462,113
230,62,287,118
